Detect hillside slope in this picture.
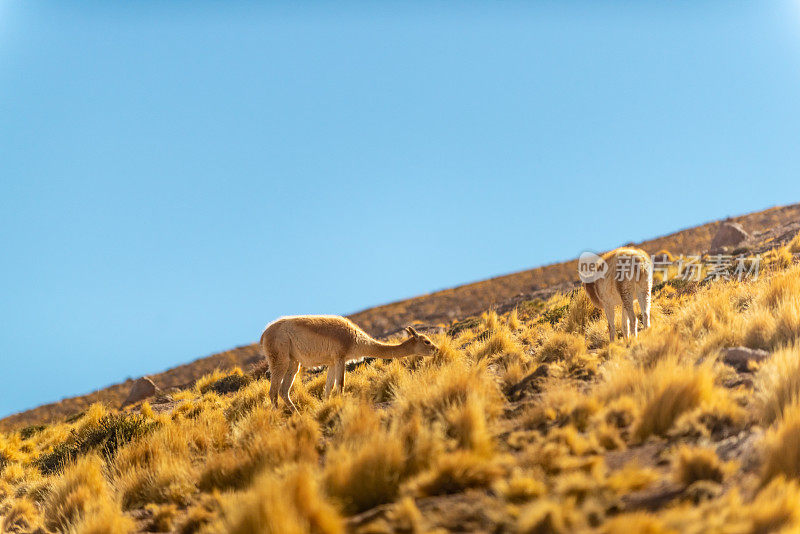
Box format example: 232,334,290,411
2,218,800,533
2,203,799,431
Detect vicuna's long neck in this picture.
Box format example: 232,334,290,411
358,338,415,359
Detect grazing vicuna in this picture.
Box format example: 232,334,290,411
582,247,653,342
260,315,437,411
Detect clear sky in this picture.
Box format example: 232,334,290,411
2,1,800,418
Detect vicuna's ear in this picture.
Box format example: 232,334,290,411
405,326,419,337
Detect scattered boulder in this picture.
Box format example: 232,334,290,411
721,347,769,372
121,377,159,407
711,222,749,251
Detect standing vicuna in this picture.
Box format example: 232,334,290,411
582,247,653,342
260,315,438,411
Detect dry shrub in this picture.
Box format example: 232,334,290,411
200,412,319,492
605,464,658,494
406,451,504,497
763,246,794,272
601,513,670,534
443,394,494,455
634,362,713,440
116,456,196,510
195,368,236,393
314,395,345,435
760,267,800,309
217,465,343,534
789,232,800,254
677,286,740,339
593,423,625,451
355,360,407,403
178,494,224,534
429,333,463,367
757,343,800,424
186,408,233,454
494,471,545,503
594,359,649,404
2,497,39,533
43,455,131,533
538,332,586,364
69,503,137,534
324,405,440,513
773,296,800,348
482,311,502,332
585,320,611,350
670,393,748,440
563,290,599,334
385,497,426,533
743,309,776,351
469,325,521,361
673,446,728,486
226,381,272,422
630,324,687,368
516,498,580,534
761,401,800,486
597,356,715,441
747,476,800,533
199,368,251,396
145,503,179,532
393,359,502,424
114,423,191,475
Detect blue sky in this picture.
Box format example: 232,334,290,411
1,1,800,417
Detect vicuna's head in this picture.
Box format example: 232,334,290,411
404,326,438,356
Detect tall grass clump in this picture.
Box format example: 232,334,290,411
635,361,714,440
562,290,600,334
761,401,800,486
43,455,132,533
757,343,800,425
673,446,729,486
217,466,344,534
393,359,503,424
199,411,319,492
37,412,159,475
323,403,441,513
538,332,587,365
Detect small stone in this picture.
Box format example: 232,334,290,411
721,347,769,372
121,377,159,407
711,222,749,251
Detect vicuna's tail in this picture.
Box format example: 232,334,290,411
259,327,271,360
583,281,603,309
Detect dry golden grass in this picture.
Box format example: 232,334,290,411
2,497,39,533
634,361,714,440
406,450,505,497
213,466,344,534
761,400,800,486
673,446,730,486
5,231,800,532
757,343,800,424
789,231,800,254
43,455,133,533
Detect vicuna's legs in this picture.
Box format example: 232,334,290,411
621,291,637,339
280,358,300,412
604,306,616,342
268,356,289,407
335,359,346,395
323,366,337,398
637,288,651,329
